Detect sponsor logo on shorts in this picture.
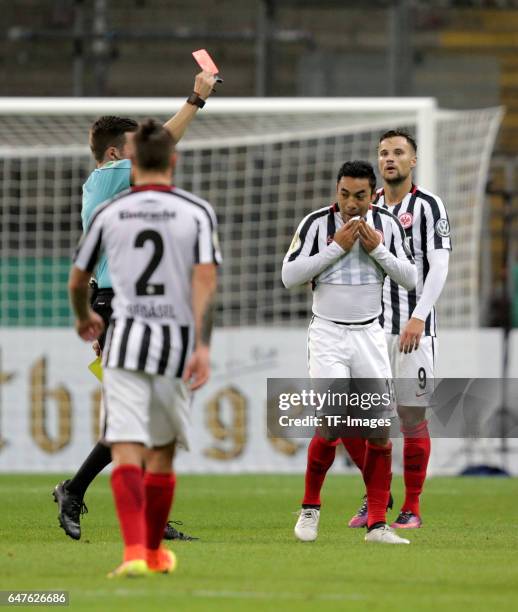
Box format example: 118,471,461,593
435,218,450,238
398,212,413,229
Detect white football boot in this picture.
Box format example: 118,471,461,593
294,508,320,542
364,524,410,544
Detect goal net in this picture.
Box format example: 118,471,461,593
0,98,502,328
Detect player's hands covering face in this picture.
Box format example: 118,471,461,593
333,219,360,251
358,220,381,253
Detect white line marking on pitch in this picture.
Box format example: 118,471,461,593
80,589,367,601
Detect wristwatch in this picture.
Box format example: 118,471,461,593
186,92,205,108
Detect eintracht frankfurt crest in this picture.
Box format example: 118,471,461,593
398,212,413,229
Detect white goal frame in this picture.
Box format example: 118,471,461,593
0,96,437,192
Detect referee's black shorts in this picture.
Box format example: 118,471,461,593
90,285,114,351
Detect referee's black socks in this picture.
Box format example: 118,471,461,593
66,441,112,498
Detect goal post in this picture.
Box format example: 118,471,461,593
0,96,438,192
0,97,503,329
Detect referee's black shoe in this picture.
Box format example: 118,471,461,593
163,521,199,541
53,480,88,540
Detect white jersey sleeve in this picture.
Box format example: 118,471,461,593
171,187,222,266
194,204,222,265
73,210,106,273
282,210,345,289
283,212,319,262
411,248,449,321
422,193,452,252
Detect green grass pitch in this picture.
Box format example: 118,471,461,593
1,474,518,611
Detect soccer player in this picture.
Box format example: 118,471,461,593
69,118,220,577
282,160,417,545
345,130,451,529
53,70,217,541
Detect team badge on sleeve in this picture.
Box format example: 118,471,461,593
435,218,450,238
398,212,413,229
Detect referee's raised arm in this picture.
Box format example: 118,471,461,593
163,71,218,144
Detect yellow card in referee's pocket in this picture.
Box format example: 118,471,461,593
88,356,103,382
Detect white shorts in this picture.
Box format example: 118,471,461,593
307,316,395,428
386,334,436,407
102,367,191,449
308,316,392,379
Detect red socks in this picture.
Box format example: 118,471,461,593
302,435,337,506
144,472,176,551
341,437,367,471
402,420,430,516
111,464,176,561
111,465,146,561
362,442,392,528
303,421,427,521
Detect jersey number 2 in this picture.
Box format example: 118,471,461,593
134,230,165,296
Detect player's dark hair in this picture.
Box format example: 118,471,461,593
89,116,138,163
336,160,376,193
134,118,174,171
379,129,417,153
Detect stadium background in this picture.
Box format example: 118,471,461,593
1,0,517,476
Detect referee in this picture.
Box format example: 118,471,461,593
69,118,220,577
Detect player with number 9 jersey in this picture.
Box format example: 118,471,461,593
344,129,451,531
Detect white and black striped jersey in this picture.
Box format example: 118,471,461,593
374,185,452,336
74,184,221,378
282,203,416,323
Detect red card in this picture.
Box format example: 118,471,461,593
192,49,219,75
